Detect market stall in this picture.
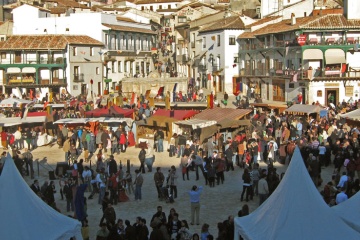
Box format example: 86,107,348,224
85,106,134,119
340,109,360,126
175,118,218,143
251,103,288,114
0,98,32,108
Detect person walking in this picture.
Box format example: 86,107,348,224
134,169,144,201
241,168,251,202
145,143,155,172
167,165,178,199
154,167,165,199
138,147,146,174
63,179,74,212
258,173,269,206
188,185,203,225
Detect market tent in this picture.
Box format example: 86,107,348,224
0,155,82,240
193,108,251,122
53,118,91,124
285,104,322,115
234,147,360,240
88,117,134,127
251,103,288,113
340,109,360,121
332,191,360,233
0,98,32,108
175,119,217,129
152,109,198,120
0,116,47,127
85,106,134,118
218,119,251,129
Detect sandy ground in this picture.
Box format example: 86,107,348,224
19,142,335,239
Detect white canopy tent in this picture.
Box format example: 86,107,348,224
340,109,360,121
53,118,91,124
234,147,360,240
332,191,360,233
0,98,32,108
0,116,47,127
54,117,133,127
0,155,82,240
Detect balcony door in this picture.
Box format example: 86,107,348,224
15,51,22,63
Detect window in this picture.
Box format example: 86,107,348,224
202,37,206,49
229,35,236,45
289,83,294,88
178,17,187,23
1,52,6,59
150,6,153,11
141,6,144,10
317,90,322,97
73,47,77,56
0,37,5,42
159,5,162,9
124,61,127,72
96,67,100,75
90,47,93,56
105,34,108,45
118,61,122,73
217,35,220,46
168,5,171,9
112,62,115,73
234,56,239,63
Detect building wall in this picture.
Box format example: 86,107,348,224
344,0,360,20
261,0,313,19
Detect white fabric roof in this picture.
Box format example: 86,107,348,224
332,191,360,233
0,155,82,240
53,118,90,124
88,117,133,126
0,98,32,108
234,147,360,240
285,104,322,114
340,109,360,121
175,118,217,129
34,104,65,108
0,116,47,126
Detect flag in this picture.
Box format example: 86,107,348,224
208,44,214,51
22,101,36,120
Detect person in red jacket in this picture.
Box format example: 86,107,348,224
119,131,127,153
1,130,8,149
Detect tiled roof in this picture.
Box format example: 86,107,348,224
45,0,90,9
248,14,360,37
245,16,282,28
238,31,255,39
0,35,104,50
194,108,252,122
199,15,246,33
116,16,137,23
102,23,156,34
134,0,182,4
300,14,360,29
49,7,67,14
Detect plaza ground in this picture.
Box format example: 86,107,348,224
21,142,335,239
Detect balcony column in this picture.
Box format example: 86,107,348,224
35,67,39,85
116,32,120,50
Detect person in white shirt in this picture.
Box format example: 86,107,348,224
14,129,22,149
82,166,93,192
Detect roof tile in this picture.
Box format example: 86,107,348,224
0,35,104,50
102,23,156,35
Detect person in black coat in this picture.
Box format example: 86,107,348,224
30,179,41,196
125,220,137,240
108,155,118,176
44,180,56,205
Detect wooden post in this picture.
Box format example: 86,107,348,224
127,159,130,173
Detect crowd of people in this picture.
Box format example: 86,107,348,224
2,87,360,239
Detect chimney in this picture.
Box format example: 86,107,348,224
291,13,296,25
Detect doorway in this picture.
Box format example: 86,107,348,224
325,88,339,106
301,88,306,104
81,84,87,96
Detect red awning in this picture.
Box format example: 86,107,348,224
85,106,134,119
